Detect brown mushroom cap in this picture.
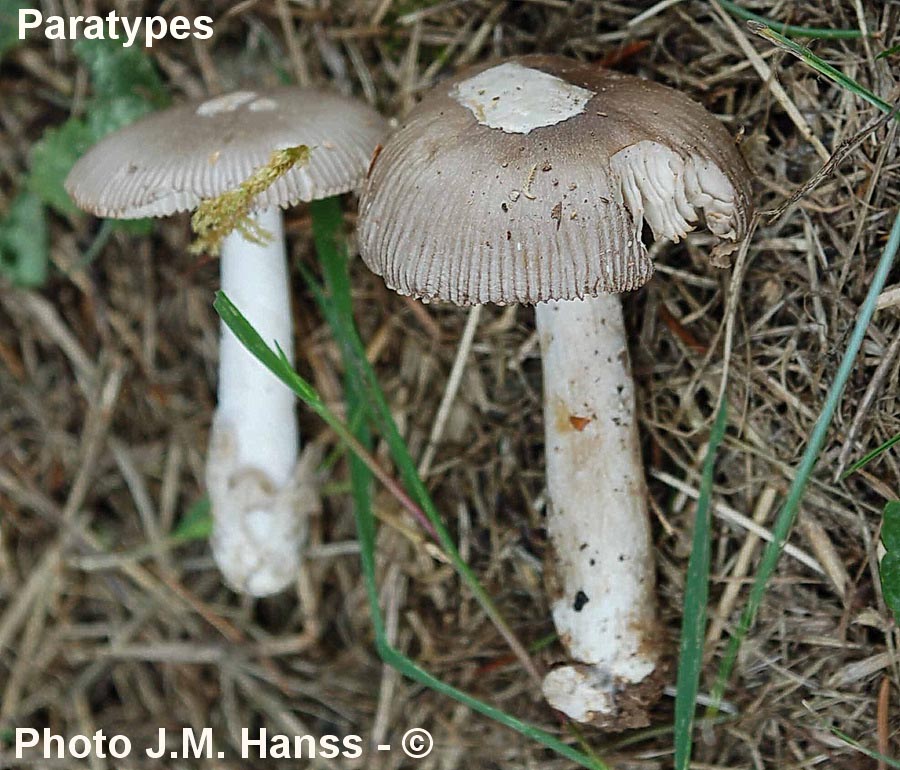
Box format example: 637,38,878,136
358,55,753,305
65,87,388,219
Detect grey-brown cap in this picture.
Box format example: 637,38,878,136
358,55,753,305
65,87,388,219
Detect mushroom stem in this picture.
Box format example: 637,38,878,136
206,207,308,596
535,294,662,728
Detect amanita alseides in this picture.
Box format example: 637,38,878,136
357,55,753,727
65,88,387,596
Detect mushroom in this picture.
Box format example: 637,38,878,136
66,87,387,596
357,55,752,727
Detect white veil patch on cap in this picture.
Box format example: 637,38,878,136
452,62,595,135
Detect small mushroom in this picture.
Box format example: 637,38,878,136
357,55,752,727
66,87,387,596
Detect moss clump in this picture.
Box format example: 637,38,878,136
190,144,310,255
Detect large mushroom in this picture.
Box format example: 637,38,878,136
66,87,387,596
357,55,752,727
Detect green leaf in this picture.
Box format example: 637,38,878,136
0,2,30,60
73,38,169,110
880,501,900,622
72,38,170,175
81,38,169,137
881,501,900,553
876,44,900,61
28,118,94,216
880,551,900,618
20,37,169,268
171,498,212,543
28,39,169,218
87,96,158,138
0,191,48,287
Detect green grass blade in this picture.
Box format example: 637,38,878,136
309,198,354,319
716,0,864,39
308,198,606,768
376,640,609,770
708,209,900,710
829,727,900,768
674,400,728,770
213,289,608,770
171,497,213,543
214,293,323,406
309,197,384,638
748,21,898,119
841,431,900,479
300,205,540,684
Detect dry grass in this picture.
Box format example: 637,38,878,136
1,1,899,768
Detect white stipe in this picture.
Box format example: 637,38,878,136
536,294,659,723
206,207,313,596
